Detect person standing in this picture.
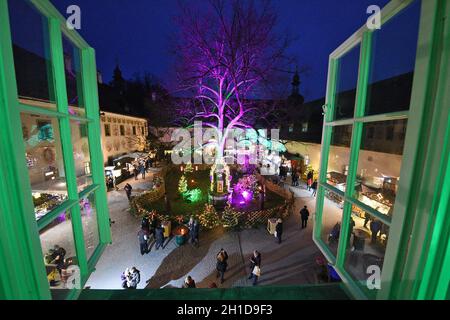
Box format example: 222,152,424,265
149,212,158,239
50,245,66,274
133,164,139,181
363,212,371,229
311,180,318,197
370,219,382,244
183,276,196,288
275,218,283,244
216,248,229,284
248,250,261,286
140,163,146,180
141,215,150,234
291,170,297,186
189,219,200,247
128,267,141,289
300,206,310,229
138,228,149,255
155,224,165,250
307,170,314,190
124,183,133,202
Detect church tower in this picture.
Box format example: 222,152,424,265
288,67,304,106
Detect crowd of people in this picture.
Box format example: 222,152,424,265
137,212,166,255
132,157,153,181
277,164,318,197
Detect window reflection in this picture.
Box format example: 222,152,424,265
40,213,78,294
8,0,55,105
345,205,389,297
334,45,360,120
70,121,92,192
326,125,352,192
321,190,344,257
21,113,68,221
80,193,100,260
354,119,407,217
63,35,84,112
366,0,421,116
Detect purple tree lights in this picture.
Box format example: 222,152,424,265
173,0,293,165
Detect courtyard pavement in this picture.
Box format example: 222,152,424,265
85,173,341,289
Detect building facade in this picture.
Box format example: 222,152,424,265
100,111,148,165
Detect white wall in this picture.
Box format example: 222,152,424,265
285,141,403,181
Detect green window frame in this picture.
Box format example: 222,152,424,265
0,0,111,299
315,0,450,300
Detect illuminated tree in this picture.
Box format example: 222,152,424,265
173,0,293,164
222,204,239,229
199,204,220,229
178,175,188,194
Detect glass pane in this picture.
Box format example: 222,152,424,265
8,0,55,105
326,125,352,192
80,192,100,260
344,205,389,298
40,213,79,298
321,190,344,257
21,113,68,221
62,36,85,115
354,119,408,218
70,121,92,192
334,44,360,120
366,0,421,116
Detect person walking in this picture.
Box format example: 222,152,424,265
248,250,261,286
138,228,150,255
216,248,229,284
311,180,318,197
124,183,133,202
275,218,283,244
300,206,310,229
155,224,165,250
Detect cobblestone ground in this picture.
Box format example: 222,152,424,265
86,173,327,289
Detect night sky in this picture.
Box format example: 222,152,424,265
46,0,405,103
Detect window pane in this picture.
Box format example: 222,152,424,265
366,0,421,115
80,192,100,260
63,36,85,116
321,190,344,257
21,113,68,221
8,0,55,106
344,205,389,298
354,119,408,217
334,44,360,120
40,213,79,298
326,125,352,192
70,121,92,192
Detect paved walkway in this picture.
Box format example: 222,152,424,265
85,169,180,289
86,173,332,289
